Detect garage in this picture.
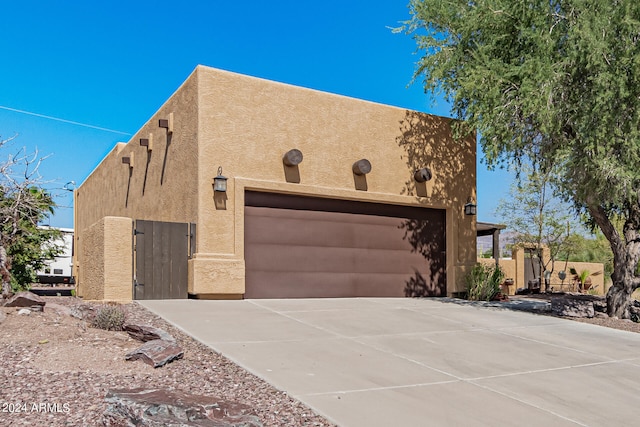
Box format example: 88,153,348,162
244,191,446,298
75,67,476,301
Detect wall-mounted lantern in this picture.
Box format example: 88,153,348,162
213,166,228,192
414,167,432,183
464,197,477,216
352,159,372,175
283,149,303,166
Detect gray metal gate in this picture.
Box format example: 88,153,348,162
134,220,195,300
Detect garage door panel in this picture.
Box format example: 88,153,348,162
246,244,439,274
245,272,444,298
247,205,422,225
246,207,436,251
244,192,445,298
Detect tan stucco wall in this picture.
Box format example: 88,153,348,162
75,65,477,298
478,257,518,295
478,255,605,296
78,218,105,300
74,71,200,295
75,72,199,229
550,262,605,294
76,217,132,301
192,66,476,296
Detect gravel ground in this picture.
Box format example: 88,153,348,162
0,297,336,427
515,293,640,333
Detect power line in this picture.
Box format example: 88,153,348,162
0,105,131,136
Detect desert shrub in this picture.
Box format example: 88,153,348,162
91,304,126,331
466,263,504,301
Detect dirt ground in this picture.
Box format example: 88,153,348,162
0,296,335,427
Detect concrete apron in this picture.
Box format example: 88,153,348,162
140,298,640,427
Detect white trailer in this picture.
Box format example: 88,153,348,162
36,227,74,285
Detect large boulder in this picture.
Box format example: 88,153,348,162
3,291,46,311
125,339,183,368
551,296,595,318
102,388,263,427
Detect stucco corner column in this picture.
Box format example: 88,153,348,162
188,255,245,298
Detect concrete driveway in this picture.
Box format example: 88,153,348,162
140,298,640,427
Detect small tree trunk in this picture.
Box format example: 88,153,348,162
0,245,12,299
606,282,633,318
606,246,640,319
587,202,640,318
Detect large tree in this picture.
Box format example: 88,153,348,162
0,135,60,298
404,0,640,318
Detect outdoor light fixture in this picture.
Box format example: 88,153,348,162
213,166,228,192
352,159,372,176
414,167,432,183
464,197,477,216
283,149,303,166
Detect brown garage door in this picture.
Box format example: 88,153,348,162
244,191,446,298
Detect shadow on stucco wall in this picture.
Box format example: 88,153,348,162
142,151,152,196
396,110,474,297
400,215,446,297
283,164,301,183
161,133,172,185
125,167,133,208
353,173,368,191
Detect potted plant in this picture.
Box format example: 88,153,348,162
569,268,602,292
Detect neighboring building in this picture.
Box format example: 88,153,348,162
73,65,477,301
36,227,74,285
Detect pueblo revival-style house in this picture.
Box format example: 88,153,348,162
73,65,477,301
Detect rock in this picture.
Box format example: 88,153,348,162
102,388,263,427
4,291,46,309
125,339,183,368
629,305,640,316
17,308,31,315
123,324,176,342
594,312,608,318
46,302,72,316
0,310,6,324
593,300,607,313
551,297,595,318
69,304,96,320
29,304,44,312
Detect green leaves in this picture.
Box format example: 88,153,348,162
407,0,640,308
407,0,640,199
466,263,505,301
0,138,61,292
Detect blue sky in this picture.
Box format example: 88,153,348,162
0,0,512,228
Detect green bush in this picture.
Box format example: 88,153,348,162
91,305,126,331
466,263,504,301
